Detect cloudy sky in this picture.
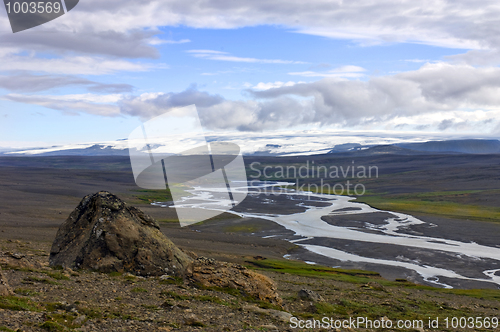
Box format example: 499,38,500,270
2,0,500,148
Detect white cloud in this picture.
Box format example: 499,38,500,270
187,50,307,64
9,62,500,134
0,73,133,93
2,0,500,63
3,93,122,116
289,65,366,78
20,0,500,58
0,53,160,75
148,38,191,45
173,63,500,132
252,81,303,90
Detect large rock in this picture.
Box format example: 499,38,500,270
49,191,193,276
190,257,282,305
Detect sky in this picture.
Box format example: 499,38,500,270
2,0,500,149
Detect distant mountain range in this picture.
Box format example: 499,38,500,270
2,135,500,157
395,139,500,154
327,139,500,156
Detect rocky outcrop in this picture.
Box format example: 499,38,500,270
0,267,12,296
49,191,193,276
0,251,43,270
49,191,281,304
189,257,282,305
298,288,324,302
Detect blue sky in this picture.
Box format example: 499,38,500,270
1,0,500,148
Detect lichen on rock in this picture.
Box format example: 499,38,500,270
190,257,282,305
49,191,193,276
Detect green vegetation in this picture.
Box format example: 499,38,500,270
123,274,137,281
160,290,191,300
132,185,191,204
249,258,500,304
441,288,500,301
246,258,382,284
133,189,172,203
39,321,66,331
40,311,85,329
77,307,103,320
0,296,41,311
131,287,148,293
141,304,159,310
22,276,60,285
43,271,70,280
43,302,68,312
0,326,16,332
356,190,500,222
13,288,39,296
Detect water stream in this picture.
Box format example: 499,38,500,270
154,181,500,288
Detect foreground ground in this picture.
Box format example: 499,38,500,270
1,239,500,332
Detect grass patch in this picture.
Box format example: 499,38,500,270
23,276,60,285
356,191,500,222
39,321,65,331
246,258,382,284
131,287,148,293
133,189,172,203
223,224,261,233
160,290,191,300
42,271,70,280
246,258,500,298
13,288,39,296
77,307,103,319
44,302,72,312
194,294,233,307
141,304,159,310
439,288,500,301
123,274,137,281
42,312,83,329
0,296,41,311
132,185,191,204
0,327,16,332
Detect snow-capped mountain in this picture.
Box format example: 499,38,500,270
3,130,499,157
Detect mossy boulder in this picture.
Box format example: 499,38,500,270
49,191,192,276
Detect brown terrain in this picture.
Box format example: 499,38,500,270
0,155,500,331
